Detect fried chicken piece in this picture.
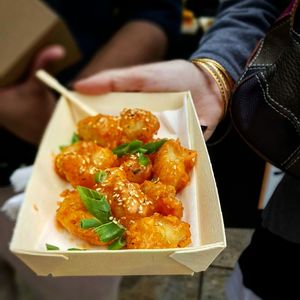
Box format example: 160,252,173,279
140,180,183,218
126,213,191,249
120,108,159,143
56,190,107,246
152,139,197,192
55,141,117,188
119,154,152,184
77,114,123,149
95,168,155,227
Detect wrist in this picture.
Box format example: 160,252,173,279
191,58,234,118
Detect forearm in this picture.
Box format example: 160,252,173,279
191,0,289,81
77,21,168,79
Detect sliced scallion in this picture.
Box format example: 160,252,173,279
108,235,126,250
46,243,60,250
94,171,108,183
77,186,111,223
94,222,125,243
80,218,102,229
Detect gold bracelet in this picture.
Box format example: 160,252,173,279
191,58,234,118
200,58,234,90
196,61,229,115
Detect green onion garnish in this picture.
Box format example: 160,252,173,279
112,139,167,158
77,186,111,223
138,153,150,166
78,187,127,249
46,243,60,250
67,248,85,251
143,139,167,154
112,140,143,157
80,218,102,229
59,145,67,151
94,171,108,183
94,222,125,243
108,236,126,250
71,133,80,144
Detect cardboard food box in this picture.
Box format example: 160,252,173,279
10,87,226,276
0,0,81,87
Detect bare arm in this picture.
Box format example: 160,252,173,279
77,21,168,79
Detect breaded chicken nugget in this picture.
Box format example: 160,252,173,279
77,114,123,149
55,141,117,188
120,108,159,143
56,190,107,246
126,213,191,249
140,180,183,218
119,154,152,184
95,168,155,227
152,139,197,192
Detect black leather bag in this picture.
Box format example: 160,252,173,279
230,0,300,177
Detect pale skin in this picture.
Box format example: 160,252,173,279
0,20,167,145
0,45,65,145
74,60,224,140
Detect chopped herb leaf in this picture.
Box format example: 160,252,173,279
112,140,142,157
112,139,167,158
143,139,167,154
108,235,126,250
137,147,148,154
128,140,143,153
77,186,111,223
138,153,150,166
94,171,108,183
112,143,129,157
80,218,102,229
71,133,80,144
95,222,125,243
46,243,60,250
67,248,86,251
59,145,67,151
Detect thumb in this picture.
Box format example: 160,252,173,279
29,44,65,76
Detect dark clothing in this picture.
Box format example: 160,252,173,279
0,0,181,186
192,0,300,243
191,0,291,230
191,0,300,298
239,224,300,300
191,0,289,81
45,0,181,81
262,173,300,244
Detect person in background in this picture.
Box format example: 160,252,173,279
75,1,299,299
0,1,181,299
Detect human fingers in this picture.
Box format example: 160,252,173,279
73,64,163,95
30,44,65,75
73,60,188,94
73,68,145,94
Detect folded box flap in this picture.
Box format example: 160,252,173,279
170,242,226,272
10,249,69,276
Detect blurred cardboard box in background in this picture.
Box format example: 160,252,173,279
0,0,81,87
